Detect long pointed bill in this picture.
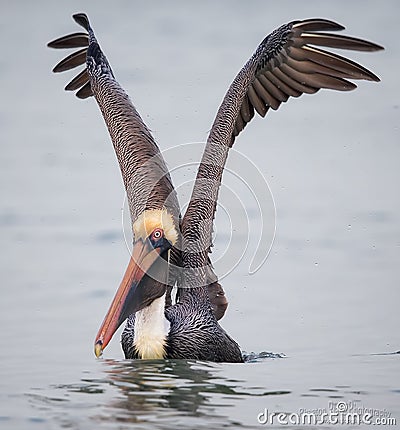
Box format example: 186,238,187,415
94,239,162,357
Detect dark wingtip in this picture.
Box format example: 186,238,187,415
73,13,90,31
369,42,385,52
293,18,346,32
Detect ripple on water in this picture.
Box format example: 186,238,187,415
242,351,286,362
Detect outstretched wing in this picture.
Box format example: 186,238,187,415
48,14,229,319
48,13,179,221
181,18,383,286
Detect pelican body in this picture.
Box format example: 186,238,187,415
48,13,382,362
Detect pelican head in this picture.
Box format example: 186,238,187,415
94,209,178,357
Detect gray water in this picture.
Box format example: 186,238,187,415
1,1,399,429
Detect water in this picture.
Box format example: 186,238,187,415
1,1,399,428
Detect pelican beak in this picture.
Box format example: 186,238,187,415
94,237,169,357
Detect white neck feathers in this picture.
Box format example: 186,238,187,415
133,294,168,359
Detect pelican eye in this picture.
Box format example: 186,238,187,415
151,228,163,241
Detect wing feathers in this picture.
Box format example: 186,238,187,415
235,95,254,136
231,19,383,139
264,70,302,97
183,19,382,280
272,68,318,94
253,77,281,110
247,83,269,117
240,94,254,123
52,47,87,73
286,56,351,78
279,63,356,91
48,24,91,97
289,46,380,81
76,81,93,99
294,32,384,52
64,68,89,91
258,74,289,103
47,32,88,49
292,18,345,32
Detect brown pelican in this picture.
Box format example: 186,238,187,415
48,13,382,362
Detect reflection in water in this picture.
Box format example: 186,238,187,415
101,360,234,421
28,358,289,428
88,359,289,426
